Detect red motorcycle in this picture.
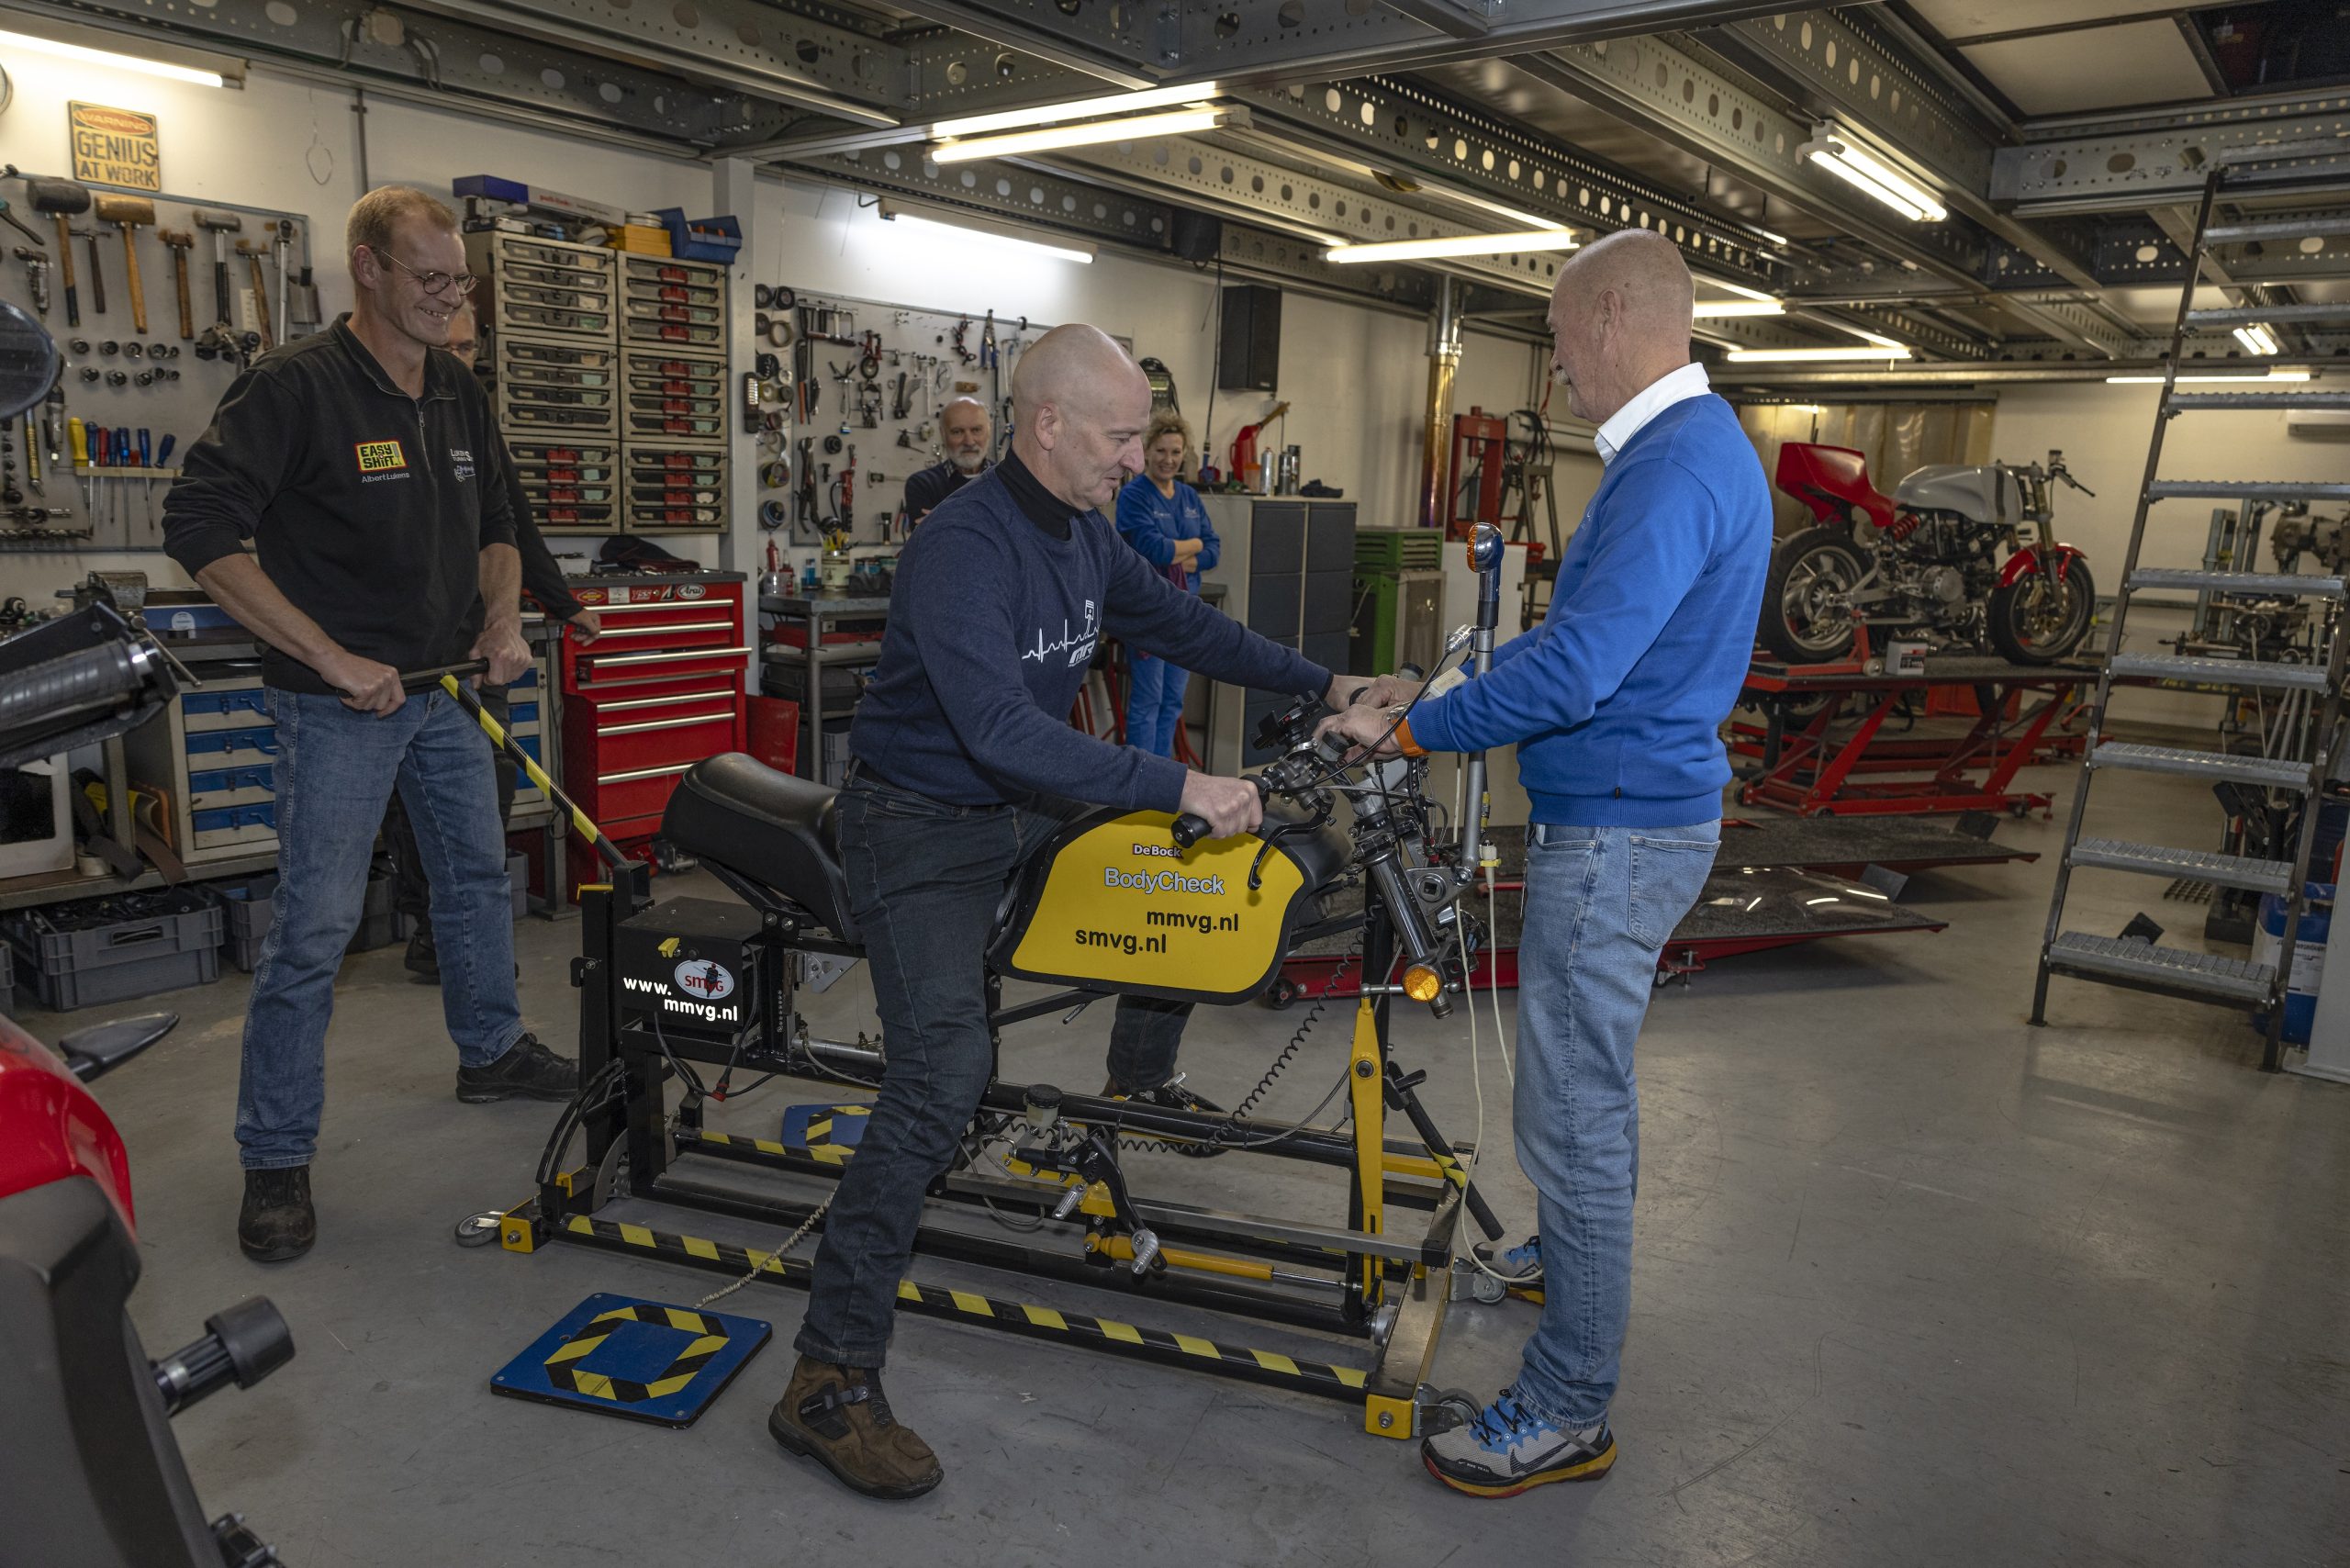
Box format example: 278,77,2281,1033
1761,442,2098,666
0,294,295,1566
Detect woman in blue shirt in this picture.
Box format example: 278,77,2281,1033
1115,411,1222,756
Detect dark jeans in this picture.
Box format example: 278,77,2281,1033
793,773,1192,1368
386,685,513,928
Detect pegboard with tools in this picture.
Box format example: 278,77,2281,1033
748,286,1051,557
0,169,319,552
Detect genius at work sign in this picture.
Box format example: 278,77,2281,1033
69,102,161,192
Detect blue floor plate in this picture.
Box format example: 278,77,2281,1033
491,1294,771,1428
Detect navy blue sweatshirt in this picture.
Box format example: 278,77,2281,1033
851,455,1332,810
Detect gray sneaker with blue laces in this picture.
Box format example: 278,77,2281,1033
1421,1385,1616,1497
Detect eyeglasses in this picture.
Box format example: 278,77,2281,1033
371,245,479,297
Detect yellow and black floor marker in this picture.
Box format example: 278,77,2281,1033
558,1213,1377,1405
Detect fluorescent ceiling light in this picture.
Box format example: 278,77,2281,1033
2232,323,2281,355
876,202,1093,265
932,106,1230,162
1326,229,1578,263
1692,300,1786,318
1707,278,1780,302
2107,369,2311,384
1726,344,1913,363
932,82,1221,140
1798,127,1948,223
0,25,227,85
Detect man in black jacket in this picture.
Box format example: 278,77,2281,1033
162,186,577,1265
899,396,992,524
386,299,601,980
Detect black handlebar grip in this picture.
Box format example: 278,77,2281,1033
1170,812,1210,849
0,643,141,746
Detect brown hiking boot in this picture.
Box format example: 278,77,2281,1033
767,1356,943,1500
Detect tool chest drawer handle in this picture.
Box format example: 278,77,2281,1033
585,645,753,668
597,711,733,736
583,620,734,638
599,761,698,784
577,597,739,614
590,688,739,712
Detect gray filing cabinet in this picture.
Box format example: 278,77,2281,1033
1200,498,1356,773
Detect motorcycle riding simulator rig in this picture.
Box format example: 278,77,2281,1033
488,526,1523,1439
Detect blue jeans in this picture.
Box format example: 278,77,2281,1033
1512,820,1718,1428
1125,654,1189,757
236,688,524,1170
795,774,1191,1367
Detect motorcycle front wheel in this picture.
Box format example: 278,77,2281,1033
1759,527,1870,664
1986,558,2097,663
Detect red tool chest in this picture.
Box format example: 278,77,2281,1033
560,572,750,890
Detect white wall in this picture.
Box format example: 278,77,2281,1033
0,44,1540,608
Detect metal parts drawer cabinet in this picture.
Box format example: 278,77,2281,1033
124,666,282,865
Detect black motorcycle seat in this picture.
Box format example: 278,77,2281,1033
660,753,857,942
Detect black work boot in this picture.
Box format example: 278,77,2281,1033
404,922,439,982
455,1033,578,1103
238,1167,316,1262
767,1356,943,1500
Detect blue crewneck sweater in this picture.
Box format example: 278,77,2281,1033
1405,395,1769,826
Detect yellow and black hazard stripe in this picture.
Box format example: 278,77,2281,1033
687,1127,853,1168
557,1213,1373,1404
542,1303,733,1403
439,674,629,874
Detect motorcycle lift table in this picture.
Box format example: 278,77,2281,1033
1731,655,2098,819
1270,820,2005,1002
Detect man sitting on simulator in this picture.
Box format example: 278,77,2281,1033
765,323,1367,1500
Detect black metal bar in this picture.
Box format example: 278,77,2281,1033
649,1174,1363,1338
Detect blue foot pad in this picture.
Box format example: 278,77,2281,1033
490,1294,771,1428
779,1102,870,1153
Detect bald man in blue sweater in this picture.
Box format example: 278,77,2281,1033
1326,229,1771,1497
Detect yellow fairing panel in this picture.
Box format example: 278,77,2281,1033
999,811,1310,1004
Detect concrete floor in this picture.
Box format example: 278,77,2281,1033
15,758,2349,1566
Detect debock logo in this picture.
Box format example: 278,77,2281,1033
1104,867,1226,897
674,959,736,1001
1130,842,1181,859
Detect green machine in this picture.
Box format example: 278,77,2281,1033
1353,529,1445,677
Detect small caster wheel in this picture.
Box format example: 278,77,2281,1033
1261,976,1301,1010
1468,1270,1509,1305
453,1210,506,1247
1425,1388,1483,1434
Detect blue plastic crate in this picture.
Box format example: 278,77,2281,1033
650,207,740,263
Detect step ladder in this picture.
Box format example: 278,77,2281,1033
2031,164,2350,1072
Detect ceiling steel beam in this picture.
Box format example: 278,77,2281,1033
789,147,1184,250
1693,11,2109,296
0,0,770,145
1041,134,1566,297
1508,33,2138,357
878,0,1790,88
396,0,901,123
1993,90,2350,217
1232,76,1788,290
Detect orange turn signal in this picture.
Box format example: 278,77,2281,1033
1402,964,1443,1003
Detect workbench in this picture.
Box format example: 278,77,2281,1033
1730,654,2098,819
757,590,890,784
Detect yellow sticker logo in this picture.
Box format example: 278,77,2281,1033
354,440,408,473
656,936,680,958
